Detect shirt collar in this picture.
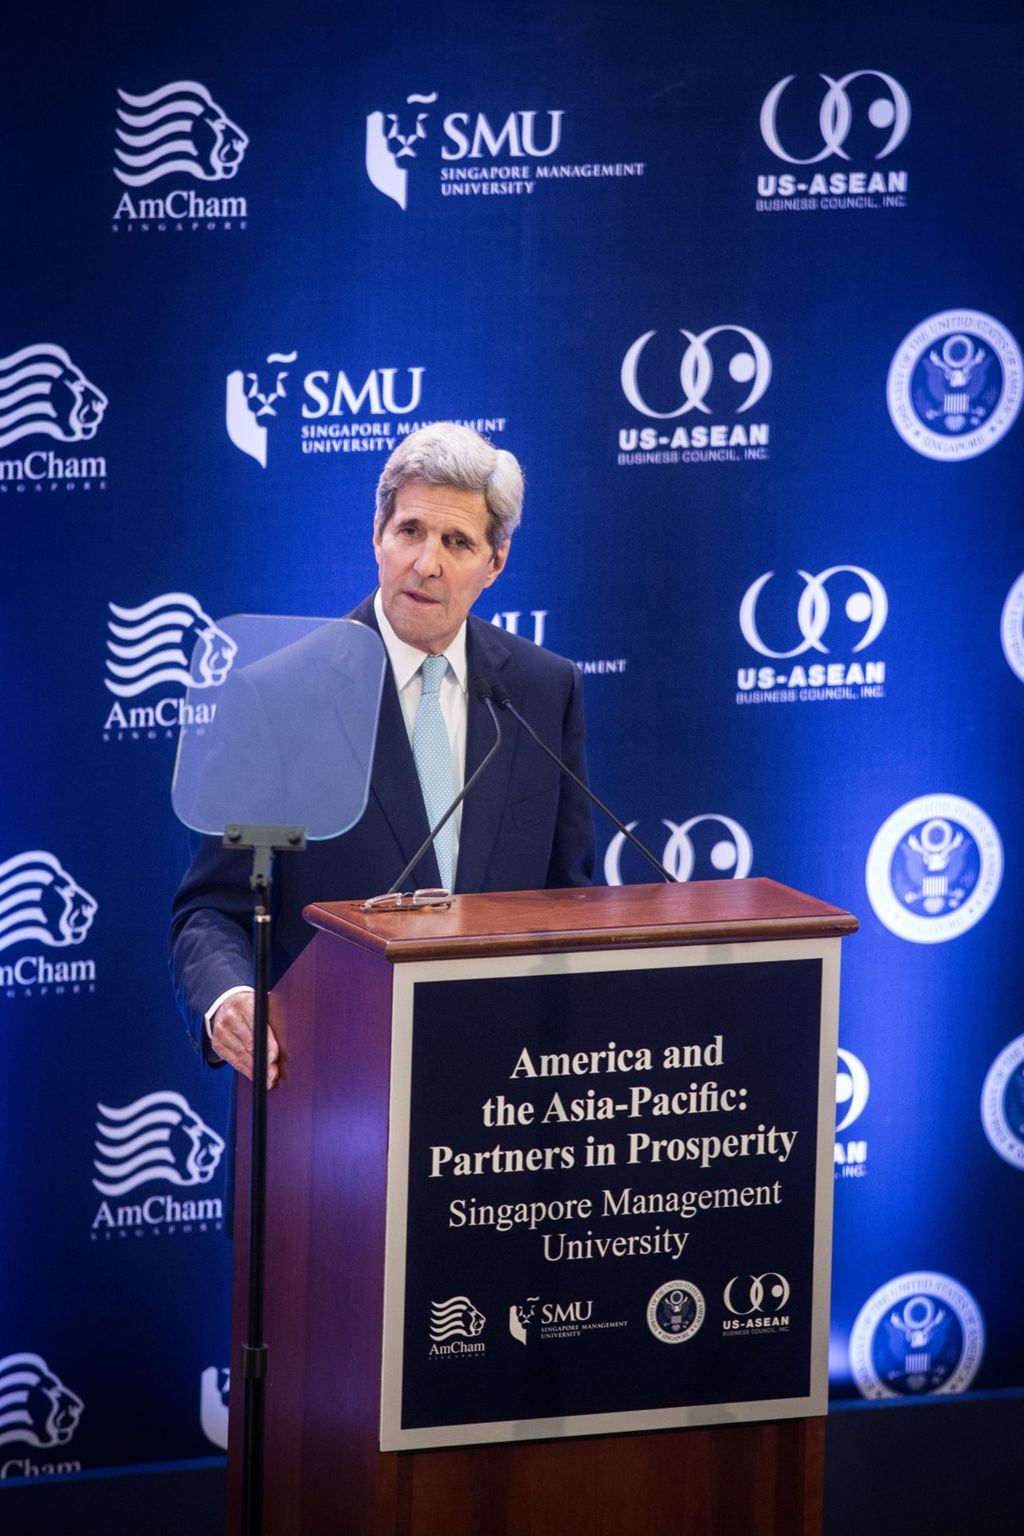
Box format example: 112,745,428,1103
373,588,468,694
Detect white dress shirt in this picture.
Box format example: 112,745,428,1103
372,588,469,869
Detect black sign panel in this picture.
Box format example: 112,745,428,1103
394,955,824,1439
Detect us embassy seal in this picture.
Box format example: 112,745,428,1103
887,310,1022,461
646,1280,705,1344
1000,571,1024,683
865,793,1002,943
849,1271,984,1398
981,1034,1024,1171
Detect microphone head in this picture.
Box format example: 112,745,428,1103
490,682,512,710
470,674,493,704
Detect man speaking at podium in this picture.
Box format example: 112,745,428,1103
170,422,594,1082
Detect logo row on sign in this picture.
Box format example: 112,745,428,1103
2,308,1019,498
0,1255,987,1481
425,1263,984,1399
93,71,917,222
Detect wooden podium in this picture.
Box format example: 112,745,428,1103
228,879,856,1536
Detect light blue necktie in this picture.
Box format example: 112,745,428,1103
412,654,456,891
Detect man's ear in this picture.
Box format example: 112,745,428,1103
484,540,509,586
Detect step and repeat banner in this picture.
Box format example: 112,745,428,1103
3,0,1022,1486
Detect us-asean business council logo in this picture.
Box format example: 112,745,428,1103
604,815,753,886
111,81,249,233
365,90,644,209
736,565,887,704
756,70,910,212
0,852,97,999
0,1353,84,1480
849,1272,984,1397
0,344,108,493
866,794,1003,943
722,1272,791,1336
835,1047,869,1180
617,325,771,466
224,348,505,468
90,1090,226,1240
981,1035,1024,1172
887,311,1022,460
102,591,235,743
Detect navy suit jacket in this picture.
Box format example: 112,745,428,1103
170,593,594,1056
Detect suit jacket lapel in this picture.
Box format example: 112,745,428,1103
456,616,516,892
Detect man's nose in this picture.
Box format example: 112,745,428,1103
414,534,444,574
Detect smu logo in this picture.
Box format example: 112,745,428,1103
0,1354,83,1451
0,344,107,451
366,90,565,209
200,1367,230,1449
114,82,247,186
227,348,427,465
105,593,236,698
92,1091,225,1197
0,852,97,956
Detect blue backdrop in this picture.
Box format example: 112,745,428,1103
3,0,1022,1484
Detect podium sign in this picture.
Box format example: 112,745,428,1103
381,939,838,1449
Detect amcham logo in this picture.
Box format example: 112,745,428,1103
0,852,97,995
0,1354,83,1475
113,81,249,230
91,1090,226,1239
105,593,236,696
0,345,108,492
103,592,235,741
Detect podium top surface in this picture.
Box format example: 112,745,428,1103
303,877,858,963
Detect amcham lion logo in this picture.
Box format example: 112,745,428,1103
0,344,108,451
0,1355,84,1449
0,852,97,956
115,81,248,187
429,1296,486,1342
105,592,237,697
92,1091,226,1197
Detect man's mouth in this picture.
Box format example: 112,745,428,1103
403,589,440,605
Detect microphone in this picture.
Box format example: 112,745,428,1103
373,676,503,901
490,683,677,884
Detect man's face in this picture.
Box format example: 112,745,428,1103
374,479,508,653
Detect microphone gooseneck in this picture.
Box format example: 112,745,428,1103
490,685,677,884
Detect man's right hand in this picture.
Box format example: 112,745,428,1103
210,991,280,1087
